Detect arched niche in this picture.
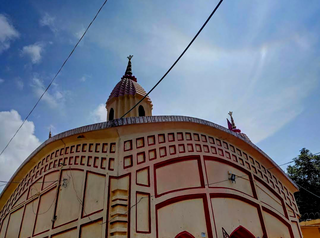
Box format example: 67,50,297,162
229,226,256,238
175,231,195,238
109,108,114,121
138,105,145,116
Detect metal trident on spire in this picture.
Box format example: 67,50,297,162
125,55,133,76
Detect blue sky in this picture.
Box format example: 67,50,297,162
0,0,320,181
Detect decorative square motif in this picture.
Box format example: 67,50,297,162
76,144,81,152
203,145,209,153
124,140,132,151
232,155,238,162
159,147,167,157
89,143,94,152
245,162,250,170
136,137,145,148
148,135,155,145
102,143,108,153
201,135,207,142
82,144,87,152
149,149,156,160
211,146,217,154
249,156,254,164
193,133,200,141
195,144,202,152
177,132,184,141
186,133,192,140
209,137,215,144
243,152,248,160
255,161,261,169
124,155,133,168
187,144,194,152
229,145,235,152
137,152,146,164
74,156,79,165
225,151,231,159
236,149,242,156
223,142,228,150
216,139,222,146
101,157,107,169
252,166,257,174
169,145,176,155
218,148,224,156
109,158,115,171
178,144,185,153
94,157,99,168
239,158,244,165
110,143,116,153
95,143,100,153
69,156,73,165
168,133,175,142
158,134,165,144
87,156,93,166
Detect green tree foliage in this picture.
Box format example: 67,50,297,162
287,148,320,220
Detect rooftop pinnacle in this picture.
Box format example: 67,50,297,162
125,55,133,76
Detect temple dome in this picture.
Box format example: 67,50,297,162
106,77,152,106
105,55,153,120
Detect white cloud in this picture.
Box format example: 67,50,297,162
21,43,44,64
75,27,85,40
39,13,57,33
79,74,91,82
0,110,41,182
0,78,4,84
15,79,24,90
0,14,19,53
91,104,106,123
31,77,65,108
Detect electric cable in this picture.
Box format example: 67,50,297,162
120,0,224,118
0,0,109,158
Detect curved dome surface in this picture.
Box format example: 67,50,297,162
107,77,152,105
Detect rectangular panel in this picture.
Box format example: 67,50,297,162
28,178,43,198
80,219,103,238
34,188,56,235
5,207,24,238
256,180,285,216
20,199,39,238
291,221,302,238
13,190,27,208
157,198,208,238
82,172,105,217
263,210,291,238
155,158,203,197
205,159,253,197
0,215,9,238
136,193,150,233
52,228,77,238
54,170,84,228
43,171,59,190
211,197,264,238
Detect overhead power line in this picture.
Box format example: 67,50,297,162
120,0,225,118
0,0,109,158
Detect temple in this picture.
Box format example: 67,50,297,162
0,57,303,238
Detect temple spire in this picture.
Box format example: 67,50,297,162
125,55,133,76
